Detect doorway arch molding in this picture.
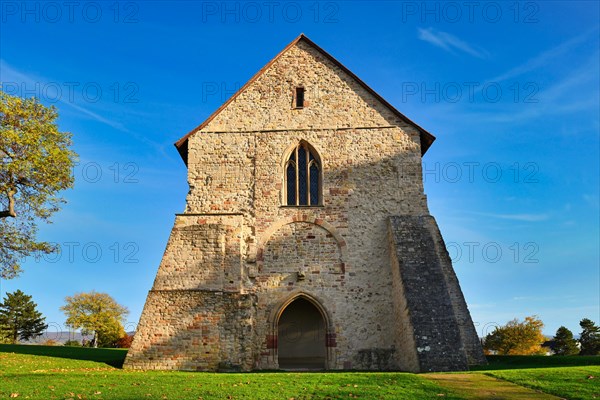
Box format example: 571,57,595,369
266,290,336,369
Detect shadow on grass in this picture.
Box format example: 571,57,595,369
2,346,597,373
470,355,600,371
0,344,128,368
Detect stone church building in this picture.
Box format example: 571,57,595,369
125,34,486,372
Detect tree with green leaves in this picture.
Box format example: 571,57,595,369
0,329,9,344
483,316,546,355
0,289,48,344
96,317,127,348
551,326,579,356
0,89,77,279
60,291,128,348
579,318,600,356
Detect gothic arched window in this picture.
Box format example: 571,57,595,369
284,142,321,206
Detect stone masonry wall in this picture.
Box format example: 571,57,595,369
388,227,421,372
423,217,488,365
388,216,469,372
125,37,485,372
151,214,245,292
176,40,431,370
198,40,412,133
125,290,255,371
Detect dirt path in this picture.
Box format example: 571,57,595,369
424,373,564,400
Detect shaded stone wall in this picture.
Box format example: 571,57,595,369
423,217,488,365
387,216,484,372
125,290,255,371
150,214,245,292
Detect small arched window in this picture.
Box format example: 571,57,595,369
284,142,321,206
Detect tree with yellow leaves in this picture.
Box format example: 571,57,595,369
0,90,77,279
483,316,546,355
60,291,128,348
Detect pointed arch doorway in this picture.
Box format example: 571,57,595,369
277,297,327,370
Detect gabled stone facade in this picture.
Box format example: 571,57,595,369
124,34,486,372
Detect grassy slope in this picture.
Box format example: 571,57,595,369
0,350,461,400
0,344,127,367
468,356,600,400
424,373,561,400
472,355,600,370
485,367,600,400
1,345,599,400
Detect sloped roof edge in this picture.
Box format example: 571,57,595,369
174,34,436,164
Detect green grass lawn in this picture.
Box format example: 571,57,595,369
424,373,561,399
471,355,600,370
0,344,127,367
455,356,600,399
0,348,461,400
485,367,600,400
1,345,599,400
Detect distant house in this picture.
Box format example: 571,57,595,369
542,338,581,355
542,339,556,355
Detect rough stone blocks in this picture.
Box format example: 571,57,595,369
124,35,485,372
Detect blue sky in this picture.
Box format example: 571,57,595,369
1,1,598,338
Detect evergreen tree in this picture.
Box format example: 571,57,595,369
579,318,600,355
0,324,9,344
0,290,47,344
551,326,579,355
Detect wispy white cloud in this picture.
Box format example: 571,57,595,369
487,26,599,83
0,60,168,157
482,52,599,123
0,60,128,132
418,27,489,59
582,194,599,208
422,49,599,127
472,212,550,222
469,303,497,309
512,295,576,302
417,26,599,130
